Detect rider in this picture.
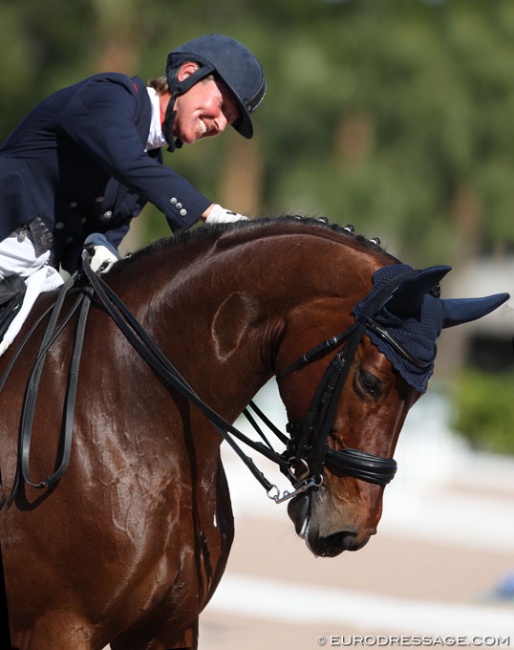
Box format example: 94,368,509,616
0,34,266,351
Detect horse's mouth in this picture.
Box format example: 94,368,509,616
288,491,373,557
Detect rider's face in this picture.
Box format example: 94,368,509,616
171,63,239,145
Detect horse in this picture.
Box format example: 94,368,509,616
0,217,508,649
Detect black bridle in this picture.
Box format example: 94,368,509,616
268,267,430,500
277,321,398,491
0,255,427,510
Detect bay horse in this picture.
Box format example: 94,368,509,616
0,217,508,649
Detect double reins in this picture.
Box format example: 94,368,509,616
0,252,418,511
80,255,418,500
78,253,292,498
0,253,299,508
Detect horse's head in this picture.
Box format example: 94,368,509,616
277,261,508,557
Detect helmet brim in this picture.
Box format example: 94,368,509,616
223,83,254,139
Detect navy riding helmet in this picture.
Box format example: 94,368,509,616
165,34,266,140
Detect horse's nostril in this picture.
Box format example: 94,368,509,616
311,529,364,557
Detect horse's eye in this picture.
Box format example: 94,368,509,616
359,370,381,396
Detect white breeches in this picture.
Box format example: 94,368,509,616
0,230,64,355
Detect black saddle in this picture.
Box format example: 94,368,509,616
0,276,26,341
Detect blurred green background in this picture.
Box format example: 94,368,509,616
1,0,512,452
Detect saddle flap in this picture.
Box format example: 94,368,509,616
0,275,26,306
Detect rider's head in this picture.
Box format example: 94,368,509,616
163,34,266,149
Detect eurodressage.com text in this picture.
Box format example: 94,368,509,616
316,635,511,647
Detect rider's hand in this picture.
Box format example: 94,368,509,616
203,204,249,224
89,245,119,274
84,233,120,274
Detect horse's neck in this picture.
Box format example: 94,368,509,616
114,230,384,424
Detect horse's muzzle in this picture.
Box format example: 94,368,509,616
288,491,374,557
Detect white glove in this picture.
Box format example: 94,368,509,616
205,204,249,224
89,245,119,274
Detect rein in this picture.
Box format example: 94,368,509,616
0,274,93,509
0,252,419,511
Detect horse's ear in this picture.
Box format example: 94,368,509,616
441,294,510,328
386,266,452,317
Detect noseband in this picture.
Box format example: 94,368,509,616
276,323,398,495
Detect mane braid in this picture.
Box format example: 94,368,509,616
117,215,400,269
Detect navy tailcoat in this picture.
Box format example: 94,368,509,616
0,73,211,272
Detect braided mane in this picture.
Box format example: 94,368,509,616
120,216,400,268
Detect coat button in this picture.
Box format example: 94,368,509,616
179,209,187,217
95,196,104,203
170,197,177,205
103,211,113,220
69,201,78,209
55,222,65,230
176,202,183,209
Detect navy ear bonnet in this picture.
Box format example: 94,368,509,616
352,264,509,393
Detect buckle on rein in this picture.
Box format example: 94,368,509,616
267,458,323,504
